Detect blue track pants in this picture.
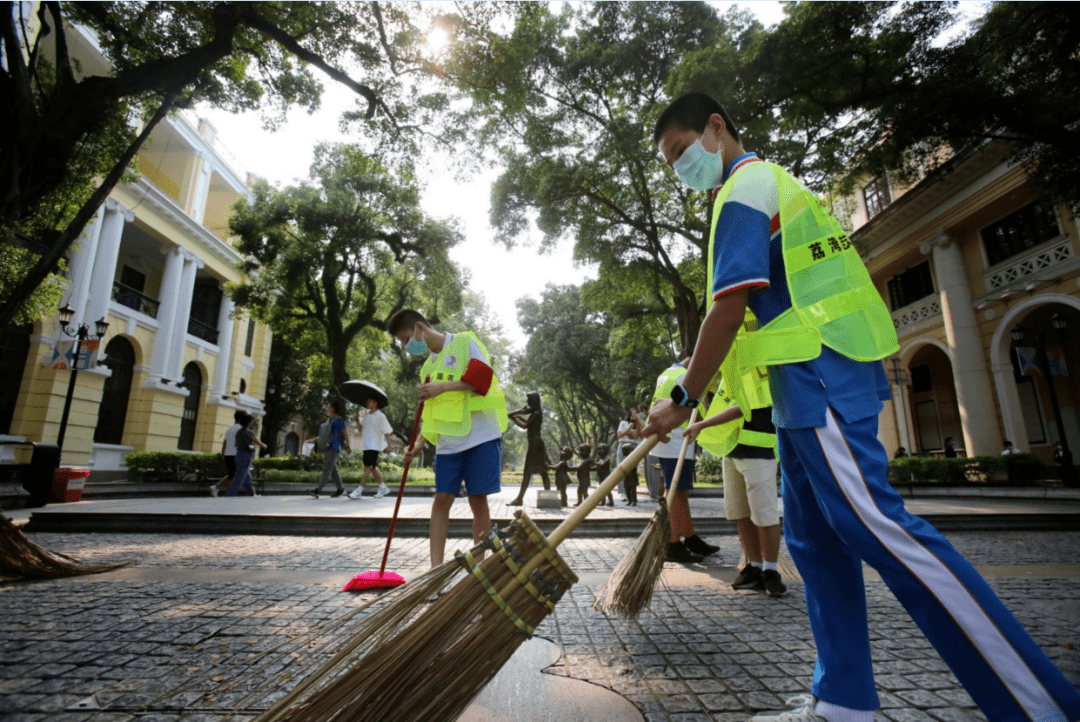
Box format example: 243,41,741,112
778,408,1079,722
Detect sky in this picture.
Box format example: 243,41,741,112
193,2,806,350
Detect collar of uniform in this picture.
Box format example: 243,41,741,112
722,152,761,183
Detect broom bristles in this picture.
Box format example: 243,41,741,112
595,498,669,618
1,513,127,580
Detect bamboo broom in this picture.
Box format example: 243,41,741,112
596,407,700,619
253,437,661,722
1,512,127,580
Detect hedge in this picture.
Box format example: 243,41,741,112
888,453,1045,485
125,451,223,482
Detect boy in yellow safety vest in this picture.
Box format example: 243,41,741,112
388,309,509,569
643,92,1079,722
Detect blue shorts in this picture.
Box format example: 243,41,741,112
434,438,502,497
659,457,695,491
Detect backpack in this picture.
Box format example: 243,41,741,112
316,420,331,453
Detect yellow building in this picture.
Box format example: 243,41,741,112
0,20,272,477
849,140,1080,464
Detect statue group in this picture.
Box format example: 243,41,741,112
508,392,626,508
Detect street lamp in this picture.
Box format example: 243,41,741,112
55,304,110,455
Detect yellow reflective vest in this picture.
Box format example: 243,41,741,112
419,332,509,445
697,311,777,458
652,366,692,429
706,161,899,419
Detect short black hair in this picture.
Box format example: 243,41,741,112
653,92,740,146
329,397,346,416
234,410,247,423
386,309,428,337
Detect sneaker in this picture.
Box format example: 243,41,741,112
347,489,362,499
330,489,344,498
684,534,720,557
375,485,390,499
307,489,319,499
761,569,787,597
750,695,822,722
732,563,763,590
665,541,705,564
209,485,219,497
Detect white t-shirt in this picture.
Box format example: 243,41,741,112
432,332,503,455
652,425,696,460
360,409,393,451
617,419,640,446
223,423,242,456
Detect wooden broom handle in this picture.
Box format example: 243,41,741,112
665,407,700,502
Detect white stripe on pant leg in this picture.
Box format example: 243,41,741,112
815,409,1064,722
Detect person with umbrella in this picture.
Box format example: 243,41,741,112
349,394,395,499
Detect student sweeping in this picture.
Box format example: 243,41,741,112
388,309,508,569
643,92,1080,722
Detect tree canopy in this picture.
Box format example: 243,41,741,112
0,0,454,328
227,142,463,386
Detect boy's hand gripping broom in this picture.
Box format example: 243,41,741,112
342,378,429,592
256,435,661,722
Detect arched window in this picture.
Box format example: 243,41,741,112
284,432,300,456
94,337,136,444
179,362,202,450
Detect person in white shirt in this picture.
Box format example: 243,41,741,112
1001,440,1022,455
212,411,247,497
348,397,395,499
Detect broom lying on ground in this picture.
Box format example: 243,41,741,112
1,512,127,580
596,408,700,619
253,436,662,722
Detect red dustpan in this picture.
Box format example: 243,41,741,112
343,380,427,592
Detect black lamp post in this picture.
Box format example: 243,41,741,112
55,304,110,455
1011,317,1075,486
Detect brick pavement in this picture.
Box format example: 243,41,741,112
2,529,1079,721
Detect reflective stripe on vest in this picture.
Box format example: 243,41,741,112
705,161,898,417
419,332,509,445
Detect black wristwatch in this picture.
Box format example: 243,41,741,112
670,382,700,409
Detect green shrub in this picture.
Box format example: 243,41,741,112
125,451,222,482
888,453,1044,485
697,453,723,484
1004,453,1044,485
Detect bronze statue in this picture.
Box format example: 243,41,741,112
546,446,573,507
620,442,639,506
569,443,593,507
592,442,615,507
508,391,551,506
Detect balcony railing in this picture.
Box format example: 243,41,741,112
984,236,1073,291
891,295,942,335
187,317,219,345
112,282,160,319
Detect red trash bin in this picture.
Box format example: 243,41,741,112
53,467,90,502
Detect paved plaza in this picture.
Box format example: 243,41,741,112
2,489,1079,722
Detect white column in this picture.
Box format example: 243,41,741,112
148,246,186,380
191,153,211,224
992,361,1030,451
62,205,106,330
923,234,1003,455
84,198,133,327
166,250,202,382
212,296,235,395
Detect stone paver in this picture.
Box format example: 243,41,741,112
2,527,1079,721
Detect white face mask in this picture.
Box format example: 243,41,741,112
673,137,723,191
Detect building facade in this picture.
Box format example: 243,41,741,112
0,20,272,476
848,141,1080,464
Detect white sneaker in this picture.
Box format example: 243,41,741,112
749,695,824,722
210,485,219,497
348,489,363,499
375,485,390,499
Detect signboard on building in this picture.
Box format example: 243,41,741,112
51,339,101,370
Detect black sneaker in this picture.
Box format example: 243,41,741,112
307,489,319,499
330,489,344,498
761,569,787,597
684,534,720,557
732,563,763,590
665,541,704,564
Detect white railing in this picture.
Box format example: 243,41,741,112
892,295,942,333
985,237,1074,290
